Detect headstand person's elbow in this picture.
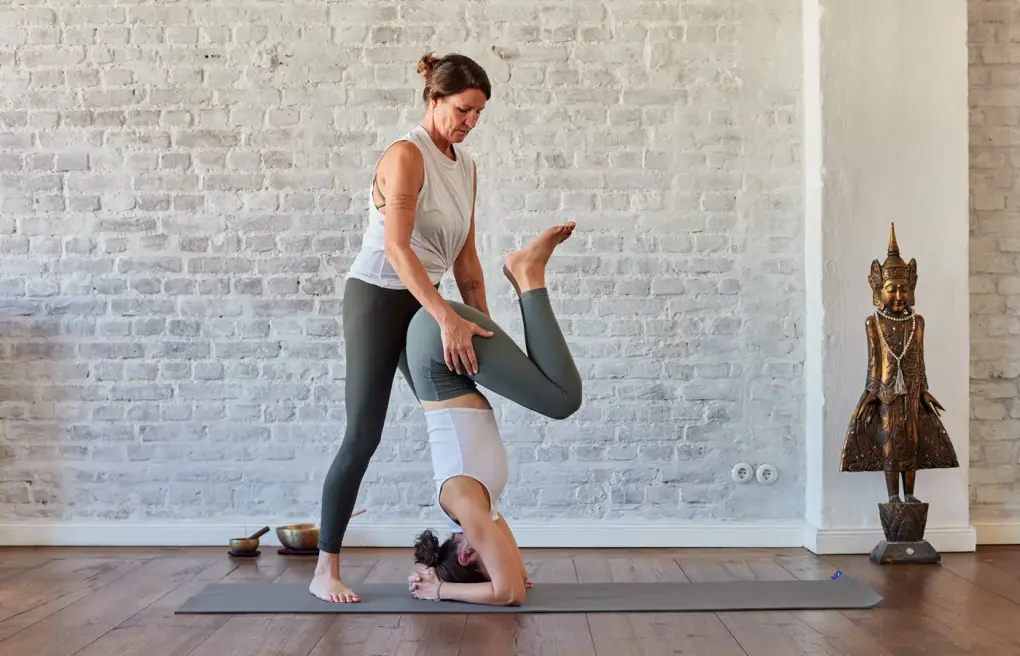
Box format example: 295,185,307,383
494,581,526,606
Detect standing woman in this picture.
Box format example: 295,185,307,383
310,52,496,603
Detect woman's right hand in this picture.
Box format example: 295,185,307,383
440,311,493,376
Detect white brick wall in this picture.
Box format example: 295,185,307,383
0,1,804,526
969,0,1020,522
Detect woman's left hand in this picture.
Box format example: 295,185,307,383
409,566,442,600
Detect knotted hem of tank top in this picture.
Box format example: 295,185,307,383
436,474,501,529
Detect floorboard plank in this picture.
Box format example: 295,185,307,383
0,556,217,656
575,554,746,656
185,615,336,656
0,557,148,641
941,548,1020,606
824,552,1020,653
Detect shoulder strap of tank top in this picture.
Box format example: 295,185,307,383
370,129,425,211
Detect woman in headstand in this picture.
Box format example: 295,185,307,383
403,221,581,606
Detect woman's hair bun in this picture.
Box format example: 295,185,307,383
413,528,440,567
417,53,439,79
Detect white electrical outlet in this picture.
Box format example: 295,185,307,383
731,462,754,484
756,463,778,485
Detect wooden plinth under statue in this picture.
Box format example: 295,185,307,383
870,499,941,564
839,223,960,565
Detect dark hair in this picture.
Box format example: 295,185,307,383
416,52,491,103
413,529,488,583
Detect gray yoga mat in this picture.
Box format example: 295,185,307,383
176,577,882,614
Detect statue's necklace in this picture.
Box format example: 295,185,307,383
874,308,915,396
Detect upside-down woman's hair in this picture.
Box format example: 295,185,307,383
413,528,489,583
416,52,491,103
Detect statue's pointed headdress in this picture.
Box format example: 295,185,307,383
868,223,917,307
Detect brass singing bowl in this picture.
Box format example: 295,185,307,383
276,510,364,551
229,525,269,553
229,537,259,552
275,523,320,551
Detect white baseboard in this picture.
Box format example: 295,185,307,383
974,521,1020,545
804,524,978,554
0,519,807,549
1,519,1012,551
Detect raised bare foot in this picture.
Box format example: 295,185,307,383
504,222,575,294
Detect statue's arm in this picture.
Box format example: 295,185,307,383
916,315,928,392
915,315,943,413
865,316,881,395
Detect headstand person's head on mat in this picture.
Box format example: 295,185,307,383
413,528,490,584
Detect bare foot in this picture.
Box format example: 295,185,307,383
504,222,575,294
309,551,360,603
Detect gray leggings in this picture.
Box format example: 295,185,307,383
404,288,582,420
318,277,432,554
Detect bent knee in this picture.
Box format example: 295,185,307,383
549,385,582,420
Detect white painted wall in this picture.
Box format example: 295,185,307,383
804,0,973,551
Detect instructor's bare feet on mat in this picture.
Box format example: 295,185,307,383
310,552,360,603
504,222,576,294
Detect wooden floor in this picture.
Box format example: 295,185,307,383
0,545,1018,655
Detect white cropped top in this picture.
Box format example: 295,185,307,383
347,125,476,289
425,407,508,533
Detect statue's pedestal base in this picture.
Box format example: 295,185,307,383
869,539,941,564
870,500,941,565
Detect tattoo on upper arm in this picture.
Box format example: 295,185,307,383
390,193,416,211
462,279,481,292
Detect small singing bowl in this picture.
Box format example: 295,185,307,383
229,537,260,553
276,523,320,551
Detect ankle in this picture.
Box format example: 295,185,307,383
518,277,542,291
516,270,546,293
314,565,341,578
314,553,340,577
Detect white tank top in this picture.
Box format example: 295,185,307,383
425,407,507,533
347,125,476,289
